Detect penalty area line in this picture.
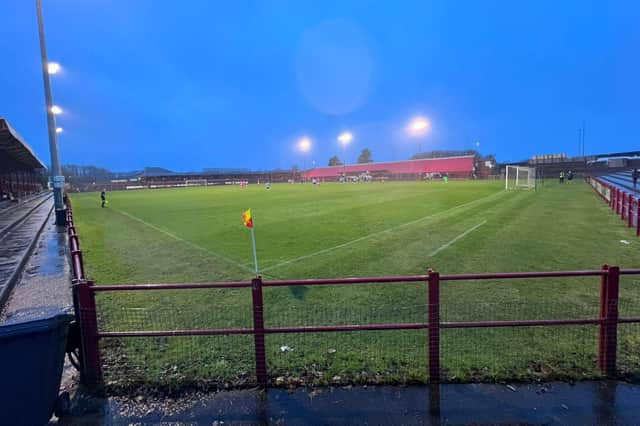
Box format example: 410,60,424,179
428,220,487,257
112,208,255,274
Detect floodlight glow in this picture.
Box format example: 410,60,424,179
408,117,430,135
55,127,63,133
338,131,353,146
51,105,63,115
298,137,312,153
47,62,61,74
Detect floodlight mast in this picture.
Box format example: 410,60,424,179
338,131,353,179
36,0,66,225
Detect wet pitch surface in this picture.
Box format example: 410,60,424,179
56,381,640,425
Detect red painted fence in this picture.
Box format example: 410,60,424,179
64,196,640,388
587,176,640,236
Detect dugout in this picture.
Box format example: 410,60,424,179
0,118,46,201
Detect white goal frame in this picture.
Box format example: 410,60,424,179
185,179,208,187
505,166,536,190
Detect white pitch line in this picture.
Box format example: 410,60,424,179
428,220,487,257
112,208,255,273
261,191,504,272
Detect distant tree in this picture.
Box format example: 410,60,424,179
357,148,373,164
328,155,343,166
61,164,114,183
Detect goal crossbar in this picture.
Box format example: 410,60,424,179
505,166,536,190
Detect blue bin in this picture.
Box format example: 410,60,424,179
0,312,75,425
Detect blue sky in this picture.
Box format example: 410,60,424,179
1,0,638,172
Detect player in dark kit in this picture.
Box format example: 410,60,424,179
633,169,639,189
100,189,107,208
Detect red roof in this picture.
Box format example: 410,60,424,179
304,156,475,178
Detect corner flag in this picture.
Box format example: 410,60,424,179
242,209,253,228
242,209,258,274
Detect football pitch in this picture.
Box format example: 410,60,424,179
70,180,640,389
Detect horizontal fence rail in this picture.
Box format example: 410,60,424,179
587,175,640,236
64,196,85,281
70,263,640,388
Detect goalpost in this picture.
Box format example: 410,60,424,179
505,165,536,190
185,179,208,187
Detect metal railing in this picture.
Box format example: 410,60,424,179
587,175,640,236
71,264,640,387
64,195,85,281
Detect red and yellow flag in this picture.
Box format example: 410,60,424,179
242,209,253,228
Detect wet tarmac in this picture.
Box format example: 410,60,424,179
0,207,73,323
0,192,51,237
0,196,54,310
55,381,640,425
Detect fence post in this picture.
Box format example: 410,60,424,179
620,190,623,215
618,190,622,216
611,187,615,210
628,196,634,228
75,280,102,387
636,197,640,236
604,266,620,377
607,184,612,206
251,276,267,386
428,269,440,383
70,279,85,374
598,264,609,373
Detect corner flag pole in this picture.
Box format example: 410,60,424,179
250,227,259,275
243,208,259,275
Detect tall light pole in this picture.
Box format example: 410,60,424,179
36,0,66,225
338,131,353,179
297,137,312,181
407,117,430,155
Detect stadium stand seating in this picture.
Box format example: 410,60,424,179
597,170,640,196
304,156,475,180
0,118,46,200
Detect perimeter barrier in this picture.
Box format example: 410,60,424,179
587,175,639,236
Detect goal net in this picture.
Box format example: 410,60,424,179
185,179,208,187
505,166,536,190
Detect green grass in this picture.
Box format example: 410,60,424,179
70,180,640,390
